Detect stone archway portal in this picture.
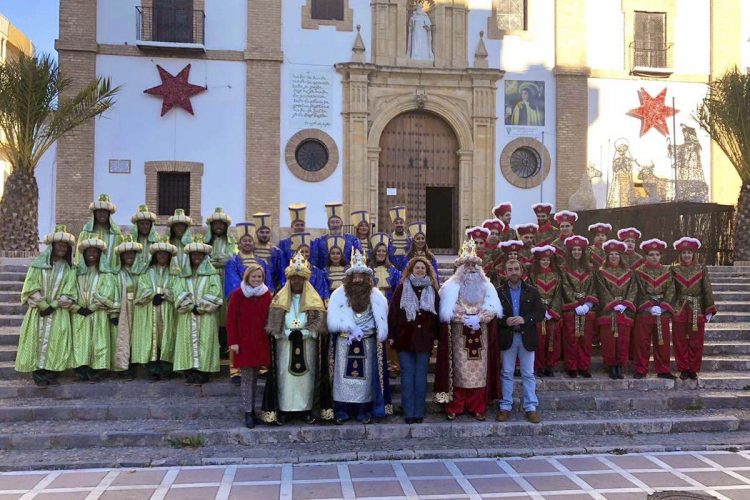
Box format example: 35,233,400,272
378,111,459,252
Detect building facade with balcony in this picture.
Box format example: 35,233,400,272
40,0,747,250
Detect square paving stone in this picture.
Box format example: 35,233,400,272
653,454,711,469
402,462,449,477
233,466,282,482
607,456,663,470
557,457,610,472
540,494,596,500
36,493,89,500
173,468,224,484
506,459,558,474
100,489,156,500
228,484,280,500
292,482,343,499
456,460,505,476
700,453,750,468
683,470,750,486
576,472,638,490
603,494,649,500
111,470,166,486
47,471,108,488
523,474,581,492
721,488,750,500
293,464,339,480
411,478,464,495
0,495,23,500
348,463,395,478
164,486,218,500
629,471,692,488
0,473,46,490
352,480,404,497
468,476,524,494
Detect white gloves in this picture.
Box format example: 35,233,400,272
575,305,587,316
583,302,593,314
544,311,552,321
463,314,481,331
650,306,662,316
614,305,627,313
706,313,713,323
348,326,364,344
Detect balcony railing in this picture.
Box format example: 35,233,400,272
629,42,674,76
136,6,205,52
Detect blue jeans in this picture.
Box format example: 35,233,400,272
398,351,430,418
500,333,539,412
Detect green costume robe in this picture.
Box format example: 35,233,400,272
170,230,194,278
77,217,123,273
206,234,237,328
172,258,223,372
131,226,159,274
132,266,177,364
71,266,120,370
112,266,140,371
15,251,78,373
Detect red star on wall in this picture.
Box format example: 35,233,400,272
627,88,678,137
143,64,207,116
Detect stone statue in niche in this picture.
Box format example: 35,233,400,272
407,2,434,61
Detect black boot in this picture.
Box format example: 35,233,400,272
679,370,690,381
244,412,256,429
608,366,617,380
616,366,625,380
567,369,578,378
543,368,554,377
688,371,698,380
305,411,318,425
658,372,677,380
74,366,90,381
32,370,49,387
578,370,591,378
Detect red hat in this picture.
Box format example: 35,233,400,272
531,203,553,215
492,202,512,218
588,223,612,235
603,239,627,254
554,210,578,225
482,219,505,233
564,235,589,249
500,240,524,254
673,237,701,252
531,245,556,259
617,227,642,241
516,223,538,236
465,226,490,241
640,238,667,253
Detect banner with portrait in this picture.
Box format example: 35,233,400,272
505,80,545,127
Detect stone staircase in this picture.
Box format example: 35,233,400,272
0,260,749,470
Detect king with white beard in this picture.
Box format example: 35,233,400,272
434,239,503,421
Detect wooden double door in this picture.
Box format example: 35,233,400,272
377,111,459,252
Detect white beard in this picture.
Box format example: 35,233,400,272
456,267,486,306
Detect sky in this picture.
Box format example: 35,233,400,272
0,0,59,59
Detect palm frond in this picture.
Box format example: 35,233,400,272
695,67,750,184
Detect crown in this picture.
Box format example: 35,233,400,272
345,248,373,276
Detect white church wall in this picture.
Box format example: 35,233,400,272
93,55,247,226
97,0,247,51
672,0,710,75
587,79,712,210
586,0,624,72
36,144,56,239
278,0,372,229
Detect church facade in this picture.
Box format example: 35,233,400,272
40,0,748,251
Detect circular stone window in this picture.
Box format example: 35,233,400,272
285,129,339,182
500,138,551,189
510,147,542,179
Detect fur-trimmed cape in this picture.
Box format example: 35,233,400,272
327,286,389,342
438,275,503,323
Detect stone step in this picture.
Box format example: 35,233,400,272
711,301,750,313
0,303,27,315
711,283,750,292
0,346,16,363
0,265,29,274
0,329,18,346
0,291,21,303
711,312,750,323
704,341,750,355
0,272,26,282
0,281,23,292
0,390,747,424
0,409,742,451
707,276,750,283
0,315,23,327
714,291,750,301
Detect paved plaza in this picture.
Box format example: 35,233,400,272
2,451,750,499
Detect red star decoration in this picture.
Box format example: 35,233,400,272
627,87,678,137
143,64,207,116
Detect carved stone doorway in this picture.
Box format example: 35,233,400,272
378,110,459,252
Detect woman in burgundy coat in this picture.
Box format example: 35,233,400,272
387,256,441,424
227,263,272,428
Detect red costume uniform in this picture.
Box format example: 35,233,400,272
530,246,563,373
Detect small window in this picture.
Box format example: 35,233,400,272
510,146,541,179
295,139,330,172
157,172,191,216
634,11,667,68
153,0,194,43
496,0,526,32
311,0,344,21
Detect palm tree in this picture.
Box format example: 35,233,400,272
696,67,750,262
0,53,120,254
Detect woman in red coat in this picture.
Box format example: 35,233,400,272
227,263,272,428
387,256,441,424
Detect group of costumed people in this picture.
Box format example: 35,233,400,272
15,194,716,429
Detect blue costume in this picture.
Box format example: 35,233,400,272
311,234,360,270
223,254,274,298
275,232,330,301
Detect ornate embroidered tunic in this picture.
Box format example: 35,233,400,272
560,265,598,312
333,307,376,403
595,266,638,324
671,263,717,329
275,294,318,411
623,251,645,271
635,263,676,315
71,267,120,370
326,265,346,293
536,222,559,246
590,245,605,268
132,266,176,364
531,267,563,320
